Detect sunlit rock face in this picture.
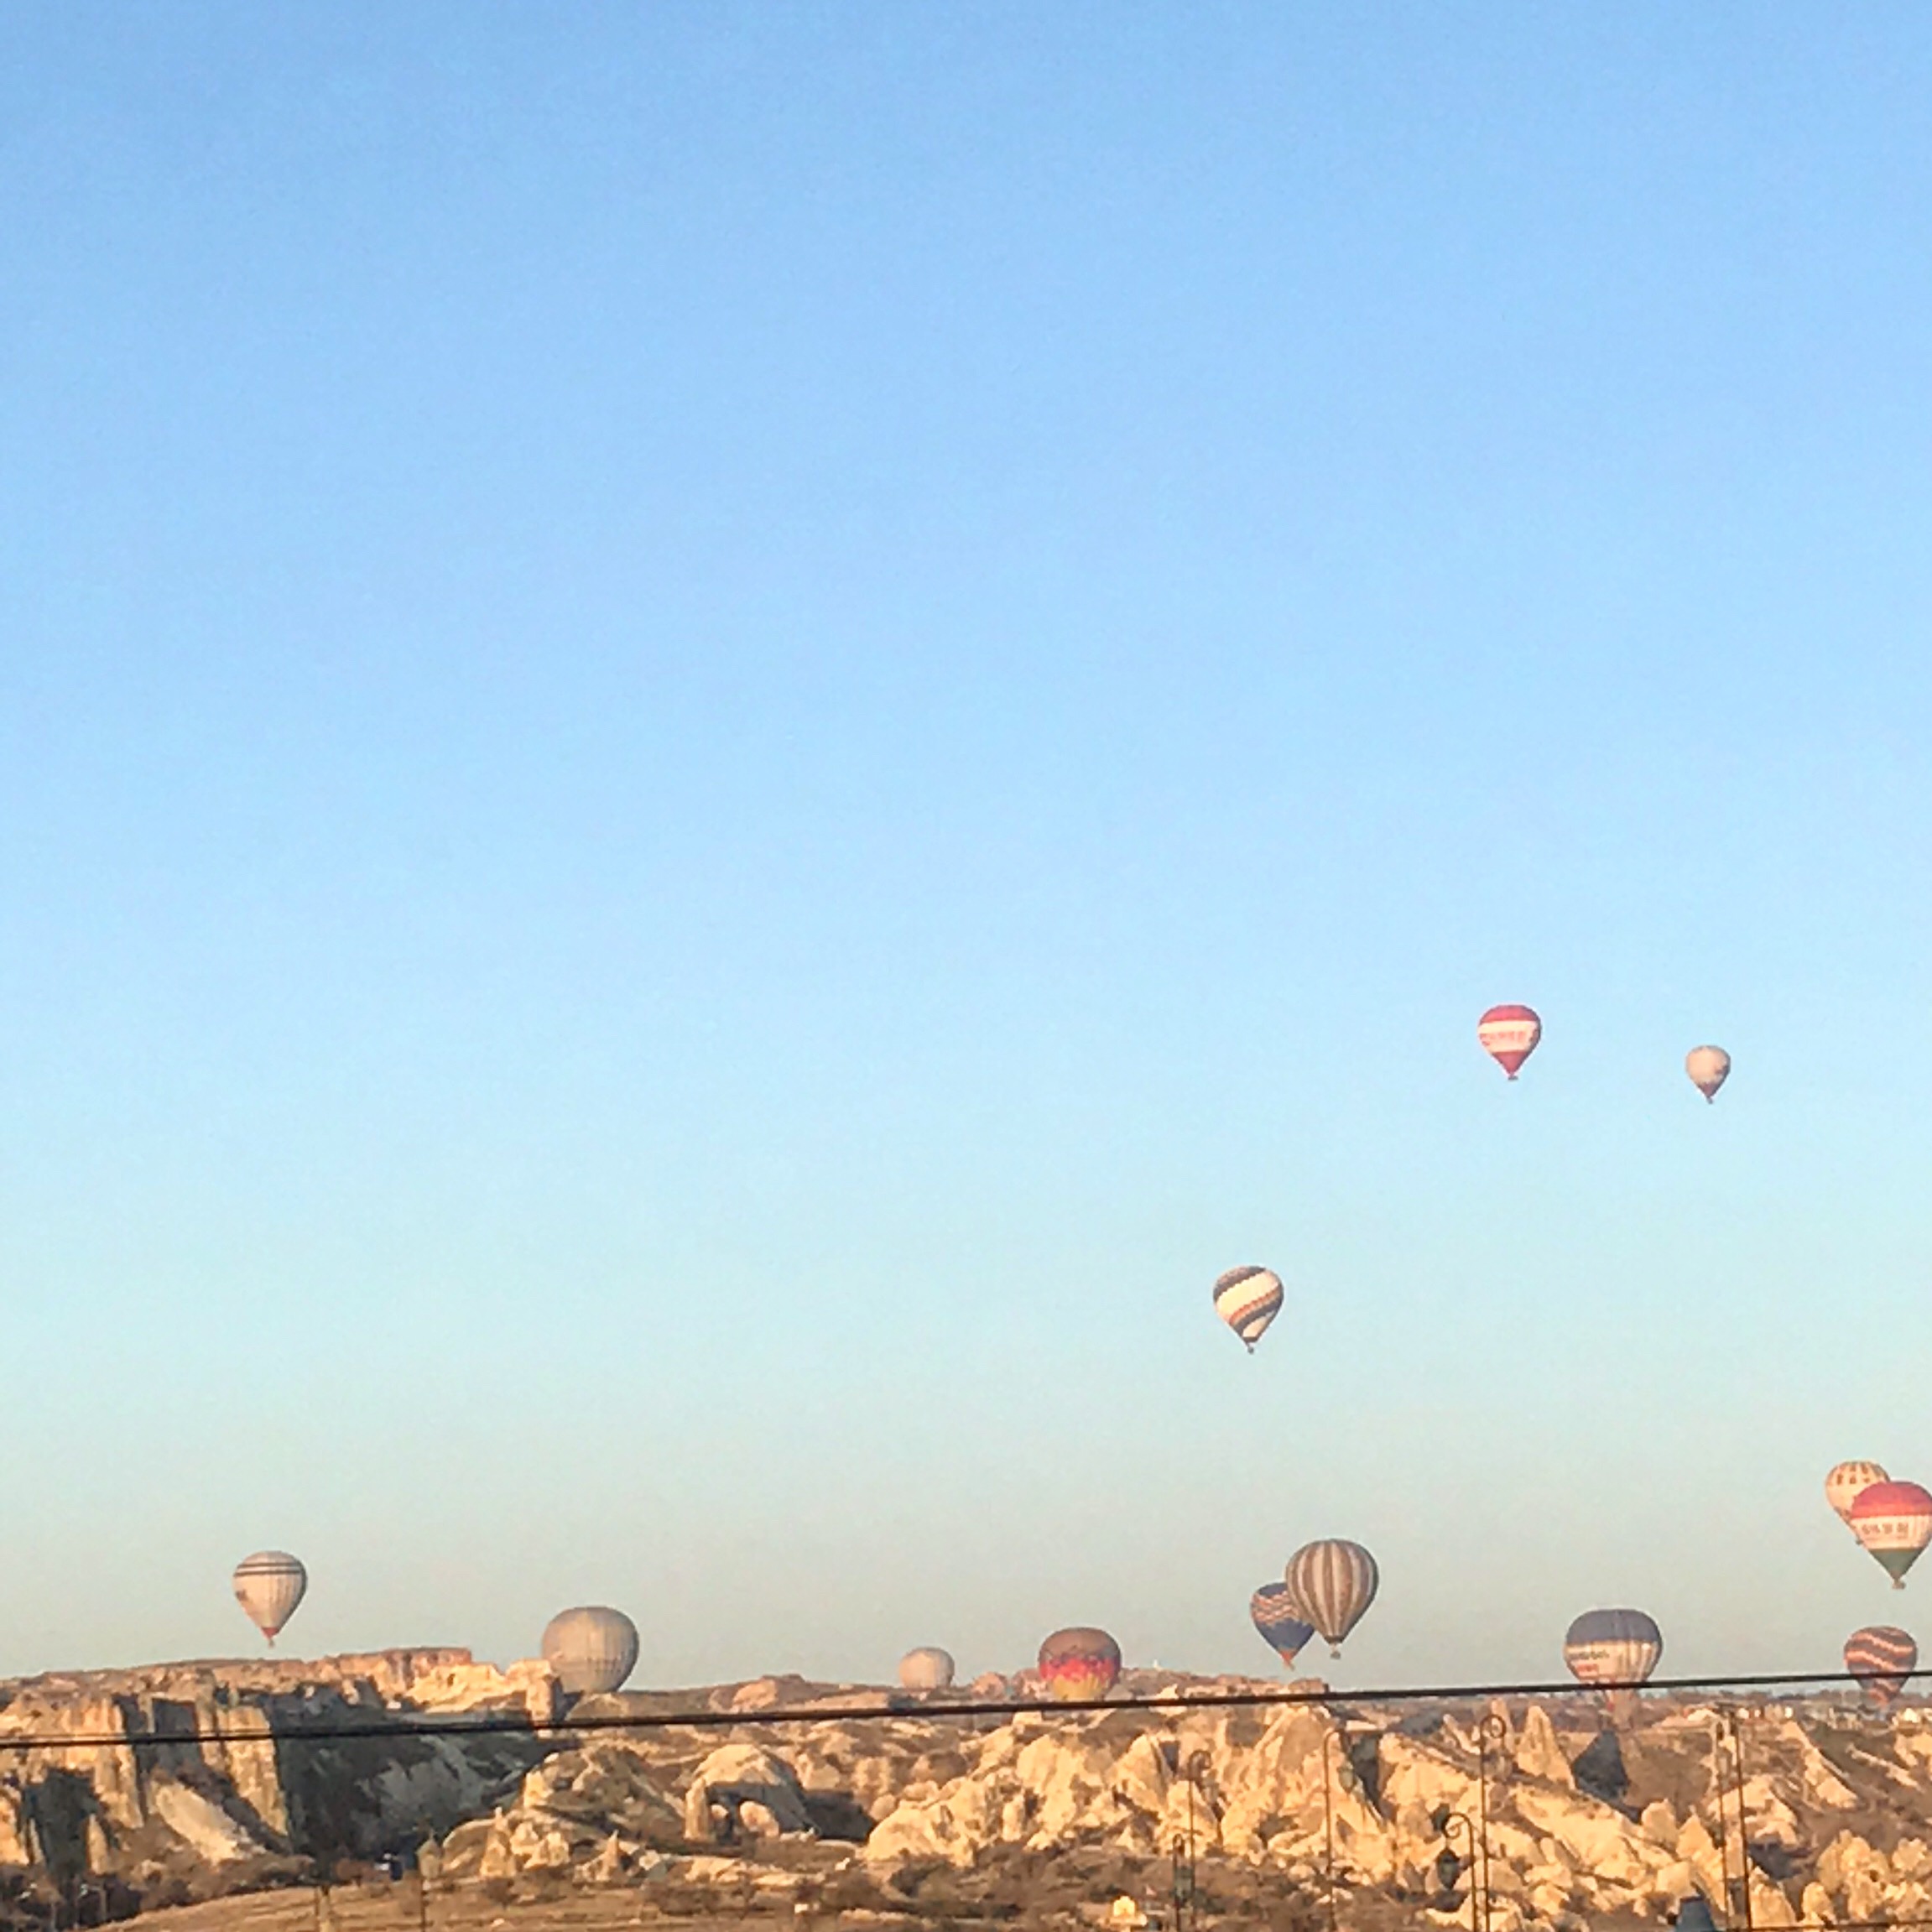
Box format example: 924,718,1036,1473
8,1661,1932,1931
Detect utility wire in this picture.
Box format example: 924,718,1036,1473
0,1666,1916,1754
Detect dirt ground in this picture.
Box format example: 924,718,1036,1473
112,1857,1347,1932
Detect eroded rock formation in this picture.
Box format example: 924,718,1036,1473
10,1657,1932,1929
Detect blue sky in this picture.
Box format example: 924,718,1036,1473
2,5,1929,1690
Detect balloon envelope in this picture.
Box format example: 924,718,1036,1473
232,1551,307,1643
1214,1267,1284,1351
1282,1540,1379,1655
1477,1004,1542,1080
1845,1626,1918,1710
541,1606,641,1695
1563,1608,1663,1687
1685,1045,1732,1101
1037,1627,1121,1702
1850,1483,1932,1587
1250,1583,1315,1668
1827,1461,1889,1524
898,1646,956,1692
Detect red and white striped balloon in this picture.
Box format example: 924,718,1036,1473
1477,1004,1542,1080
1849,1482,1932,1588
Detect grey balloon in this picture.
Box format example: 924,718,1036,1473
541,1605,640,1695
898,1646,956,1692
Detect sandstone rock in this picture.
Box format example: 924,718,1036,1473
1513,1706,1575,1788
1673,1814,1729,1903
1816,1828,1881,1899
1,1657,1928,1932
1845,1862,1888,1924
148,1780,264,1864
1751,1870,1799,1927
683,1777,719,1844
1514,1784,1669,1890
583,1832,627,1882
688,1743,814,1837
1896,1837,1932,1879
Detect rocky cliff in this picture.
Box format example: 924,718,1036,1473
9,1658,1932,1931
0,1649,556,1913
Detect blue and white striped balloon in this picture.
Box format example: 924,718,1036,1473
1250,1582,1316,1668
1562,1608,1662,1688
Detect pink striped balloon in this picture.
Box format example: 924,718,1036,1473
1846,1626,1918,1710
1477,1004,1542,1080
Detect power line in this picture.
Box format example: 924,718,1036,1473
0,1664,1913,1754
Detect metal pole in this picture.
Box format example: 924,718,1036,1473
1441,1813,1478,1929
1174,1769,1190,1932
1475,1711,1507,1932
1322,1724,1341,1932
1727,1709,1754,1932
1476,1722,1488,1932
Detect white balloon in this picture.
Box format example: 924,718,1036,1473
542,1605,640,1695
232,1551,307,1643
898,1646,956,1692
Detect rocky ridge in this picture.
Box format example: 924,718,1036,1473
9,1657,1932,1928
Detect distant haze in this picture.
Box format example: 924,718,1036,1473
2,6,1929,1689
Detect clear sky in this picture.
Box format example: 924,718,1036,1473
3,5,1929,1691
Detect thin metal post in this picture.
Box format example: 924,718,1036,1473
1168,1766,1196,1932
1727,1709,1754,1932
1321,1723,1342,1932
1441,1812,1480,1930
1174,1769,1190,1932
1475,1712,1506,1932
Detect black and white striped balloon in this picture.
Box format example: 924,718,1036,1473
1281,1539,1379,1657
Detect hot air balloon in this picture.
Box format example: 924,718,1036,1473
1477,1005,1542,1081
898,1646,956,1693
1563,1609,1663,1689
1282,1540,1379,1657
1685,1046,1732,1102
1037,1627,1121,1702
1827,1461,1889,1525
1214,1267,1284,1352
541,1606,641,1695
1850,1484,1932,1587
232,1551,307,1645
1250,1583,1315,1669
1845,1626,1918,1711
